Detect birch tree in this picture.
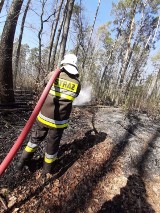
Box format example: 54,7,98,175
118,0,138,88
81,0,101,74
125,9,160,95
72,1,84,56
58,0,75,65
50,14,64,69
47,0,64,71
93,0,160,108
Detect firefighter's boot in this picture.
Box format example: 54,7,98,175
17,150,34,171
42,162,53,175
42,153,58,175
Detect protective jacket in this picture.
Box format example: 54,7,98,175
37,69,81,129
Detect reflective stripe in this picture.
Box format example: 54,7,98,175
44,152,58,164
44,156,57,163
39,112,68,124
27,141,37,149
37,113,68,128
49,90,75,101
51,86,78,98
25,146,36,153
45,152,58,159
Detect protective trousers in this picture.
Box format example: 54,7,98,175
19,121,64,174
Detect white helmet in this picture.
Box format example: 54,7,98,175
60,54,78,75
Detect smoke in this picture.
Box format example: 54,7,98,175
73,86,92,106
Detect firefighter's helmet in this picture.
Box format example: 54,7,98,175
60,54,78,75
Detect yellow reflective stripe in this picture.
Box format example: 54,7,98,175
49,90,74,101
39,112,68,124
54,78,78,92
25,146,36,153
44,157,57,163
37,115,68,128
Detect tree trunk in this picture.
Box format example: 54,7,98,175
0,0,23,103
151,16,160,45
0,0,5,13
81,0,101,71
14,0,31,87
100,17,125,85
118,0,137,88
51,0,68,69
58,0,75,65
37,0,46,81
125,15,160,95
51,15,64,69
47,0,64,71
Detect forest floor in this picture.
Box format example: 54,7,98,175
0,104,160,213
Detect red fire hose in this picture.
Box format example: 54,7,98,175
0,68,61,176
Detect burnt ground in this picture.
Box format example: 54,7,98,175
0,104,160,213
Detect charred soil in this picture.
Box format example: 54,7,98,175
0,105,160,213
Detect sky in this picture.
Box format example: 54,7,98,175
78,0,160,74
82,0,119,24
0,0,159,72
0,0,119,48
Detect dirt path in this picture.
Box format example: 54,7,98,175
0,106,160,212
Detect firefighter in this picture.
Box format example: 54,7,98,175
17,54,81,176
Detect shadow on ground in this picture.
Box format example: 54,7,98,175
98,174,155,213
